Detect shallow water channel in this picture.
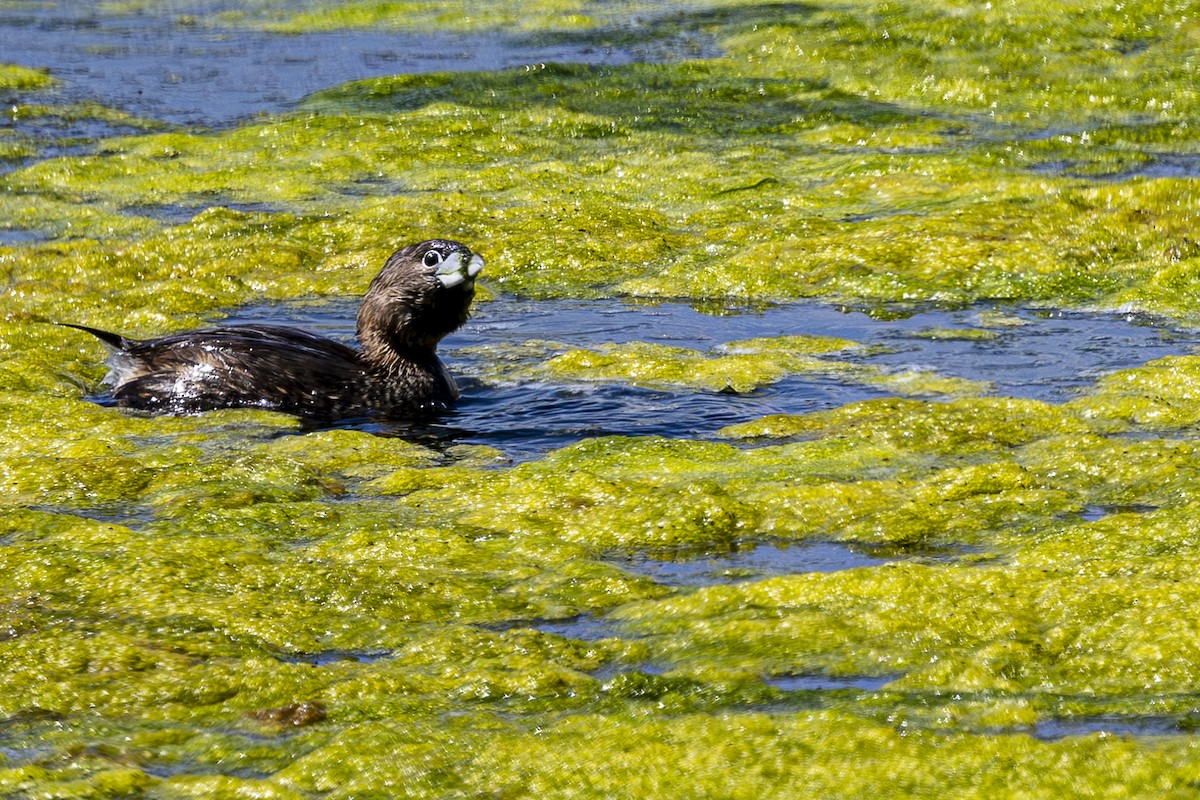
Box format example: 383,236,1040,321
226,294,1200,460
0,3,671,129
9,2,1200,791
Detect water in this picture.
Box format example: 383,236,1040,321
615,540,890,587
280,649,391,666
1034,153,1200,182
0,4,656,130
1079,504,1158,522
767,673,896,692
515,614,623,642
222,295,1200,461
1033,714,1200,740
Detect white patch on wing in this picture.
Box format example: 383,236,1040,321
171,362,217,399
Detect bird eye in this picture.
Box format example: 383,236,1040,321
423,250,443,268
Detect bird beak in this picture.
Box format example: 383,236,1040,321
435,252,485,289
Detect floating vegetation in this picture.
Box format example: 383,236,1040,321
6,0,1200,796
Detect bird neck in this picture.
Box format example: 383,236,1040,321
359,332,440,373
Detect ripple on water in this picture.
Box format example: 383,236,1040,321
1035,153,1200,182
484,539,972,646
119,202,286,225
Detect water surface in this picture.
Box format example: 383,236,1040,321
224,295,1200,460
0,4,663,129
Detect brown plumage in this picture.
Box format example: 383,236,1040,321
62,239,484,421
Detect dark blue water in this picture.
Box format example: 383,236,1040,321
615,540,890,587
767,673,897,692
0,3,656,130
1033,715,1194,740
223,295,1200,461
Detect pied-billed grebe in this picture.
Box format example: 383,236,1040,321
62,239,484,420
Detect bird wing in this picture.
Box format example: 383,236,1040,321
111,325,370,417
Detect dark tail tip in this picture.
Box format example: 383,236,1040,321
56,322,130,350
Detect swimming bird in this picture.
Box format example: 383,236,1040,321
62,239,484,421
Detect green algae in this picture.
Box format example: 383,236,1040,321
723,0,1200,128
0,64,55,91
0,58,1185,309
466,334,989,396
5,408,1200,787
908,326,999,341
721,395,1091,448
9,358,1200,795
7,0,1200,796
244,0,599,34
1,59,1196,311
1067,353,1200,433
536,338,854,393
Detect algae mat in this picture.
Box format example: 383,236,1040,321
5,1,1200,797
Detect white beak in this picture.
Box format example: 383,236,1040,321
436,252,485,288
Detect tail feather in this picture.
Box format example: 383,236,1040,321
57,322,132,351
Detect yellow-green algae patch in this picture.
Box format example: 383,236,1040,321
0,64,55,91
0,58,1195,312
1067,353,1200,433
907,326,999,342
722,0,1200,128
238,0,599,34
467,334,989,396
370,400,1089,556
6,393,1200,792
7,362,1200,793
9,0,1200,795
